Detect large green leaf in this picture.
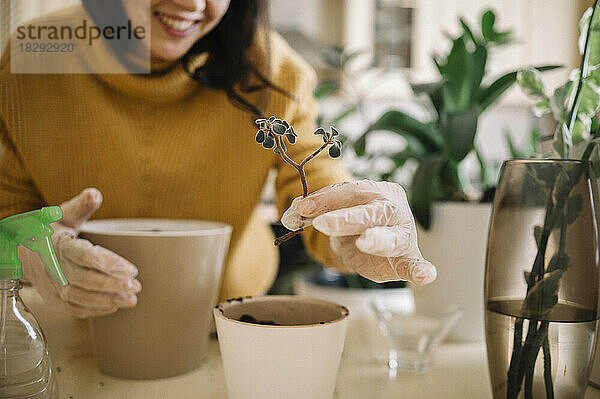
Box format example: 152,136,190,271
409,155,444,229
354,110,443,156
550,81,575,122
437,36,474,113
517,68,551,117
576,80,600,116
477,65,562,113
439,107,479,162
579,6,600,68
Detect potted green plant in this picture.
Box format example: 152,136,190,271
348,9,560,342
510,2,600,393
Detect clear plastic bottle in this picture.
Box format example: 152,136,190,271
0,207,66,398
0,280,58,399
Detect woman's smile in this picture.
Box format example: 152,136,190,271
154,11,202,37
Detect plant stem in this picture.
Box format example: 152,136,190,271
542,335,554,399
273,134,308,197
274,228,304,246
300,141,330,168
567,0,599,139
507,178,557,398
271,132,334,246
523,321,539,399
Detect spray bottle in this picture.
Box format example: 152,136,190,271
0,207,68,399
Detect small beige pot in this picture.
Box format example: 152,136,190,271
214,295,349,399
80,219,232,379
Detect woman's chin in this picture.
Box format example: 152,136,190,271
150,45,188,63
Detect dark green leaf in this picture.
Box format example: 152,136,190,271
439,107,479,162
282,120,290,128
328,144,342,158
566,194,583,225
314,127,326,136
439,36,474,112
471,44,488,98
460,18,478,45
268,116,275,122
409,155,444,229
522,269,563,317
285,133,296,144
481,10,514,45
481,10,496,42
547,252,571,273
255,118,266,125
255,130,265,143
263,134,275,149
477,65,561,113
272,123,287,135
287,126,298,137
331,126,339,137
359,110,443,155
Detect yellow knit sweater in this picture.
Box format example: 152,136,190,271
0,7,350,300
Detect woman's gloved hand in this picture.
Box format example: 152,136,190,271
20,188,141,318
281,180,437,285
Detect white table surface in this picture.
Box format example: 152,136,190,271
21,288,600,399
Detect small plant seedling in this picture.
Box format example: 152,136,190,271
255,116,342,246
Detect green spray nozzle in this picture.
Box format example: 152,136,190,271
0,207,68,285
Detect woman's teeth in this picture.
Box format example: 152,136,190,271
157,14,196,31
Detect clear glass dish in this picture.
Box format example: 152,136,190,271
370,296,462,375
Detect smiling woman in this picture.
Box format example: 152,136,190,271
83,0,276,116
0,0,357,317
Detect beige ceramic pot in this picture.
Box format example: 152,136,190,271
214,295,349,399
80,219,231,379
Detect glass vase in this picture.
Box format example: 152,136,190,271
485,159,600,399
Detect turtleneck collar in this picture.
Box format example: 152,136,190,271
68,5,208,105
94,52,208,106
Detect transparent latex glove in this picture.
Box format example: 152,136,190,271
20,188,141,318
281,180,437,285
